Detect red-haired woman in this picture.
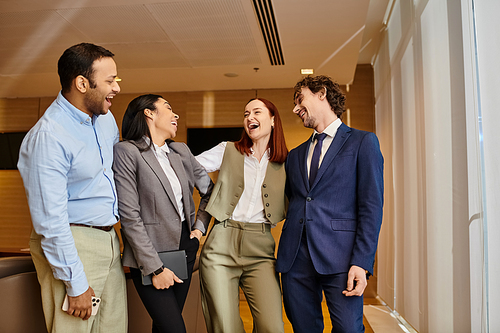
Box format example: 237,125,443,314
195,98,288,333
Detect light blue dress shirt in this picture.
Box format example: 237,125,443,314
18,91,119,296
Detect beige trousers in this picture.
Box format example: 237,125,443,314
30,226,127,333
199,219,284,333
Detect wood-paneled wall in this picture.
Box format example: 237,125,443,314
0,65,375,252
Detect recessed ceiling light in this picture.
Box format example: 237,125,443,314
224,73,239,78
301,69,314,75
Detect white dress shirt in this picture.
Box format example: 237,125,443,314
195,141,270,224
145,137,185,221
307,118,342,177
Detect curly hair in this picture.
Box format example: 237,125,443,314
294,75,346,118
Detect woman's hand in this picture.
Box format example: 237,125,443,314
152,268,183,290
190,229,202,241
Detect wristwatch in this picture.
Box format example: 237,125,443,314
152,266,165,276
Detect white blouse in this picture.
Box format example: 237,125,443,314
145,137,185,221
195,142,270,224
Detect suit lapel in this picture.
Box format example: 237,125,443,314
166,150,191,223
140,143,181,218
310,123,351,189
298,135,314,191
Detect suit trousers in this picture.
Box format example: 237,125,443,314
29,226,127,333
130,221,199,333
281,235,364,333
199,219,284,333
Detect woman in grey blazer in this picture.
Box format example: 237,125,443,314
112,94,213,333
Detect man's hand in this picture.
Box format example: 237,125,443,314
342,265,367,297
152,268,183,290
66,287,95,320
190,229,202,241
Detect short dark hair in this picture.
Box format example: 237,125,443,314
58,43,114,93
294,75,346,118
122,94,163,150
234,98,288,164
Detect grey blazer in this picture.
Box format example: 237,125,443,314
113,138,213,276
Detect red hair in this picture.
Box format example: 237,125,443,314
234,98,288,164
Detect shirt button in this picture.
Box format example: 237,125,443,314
306,197,312,202
104,168,106,171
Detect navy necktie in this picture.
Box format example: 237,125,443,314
309,133,327,187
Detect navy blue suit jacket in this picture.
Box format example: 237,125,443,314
276,123,384,275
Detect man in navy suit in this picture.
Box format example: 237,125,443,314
276,75,384,332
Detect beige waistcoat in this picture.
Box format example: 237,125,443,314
205,142,286,226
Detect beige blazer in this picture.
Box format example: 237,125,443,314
113,138,213,276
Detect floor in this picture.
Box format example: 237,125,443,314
239,297,409,333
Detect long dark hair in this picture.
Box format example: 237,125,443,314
58,43,114,94
234,98,288,164
122,94,163,150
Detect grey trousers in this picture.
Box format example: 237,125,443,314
199,219,284,333
30,226,127,333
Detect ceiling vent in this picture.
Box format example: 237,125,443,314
252,0,284,66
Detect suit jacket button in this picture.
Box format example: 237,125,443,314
263,184,267,188
264,193,268,198
267,213,271,217
265,203,269,207
299,219,303,224
306,197,312,202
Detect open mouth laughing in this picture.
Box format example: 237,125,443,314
105,95,114,107
248,122,260,130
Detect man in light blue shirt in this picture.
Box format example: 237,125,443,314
18,43,127,332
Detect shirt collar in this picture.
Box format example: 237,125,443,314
143,136,170,154
249,146,270,158
56,91,94,126
313,118,342,140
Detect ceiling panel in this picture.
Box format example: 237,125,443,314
147,0,261,67
108,42,190,69
0,0,389,98
57,5,168,44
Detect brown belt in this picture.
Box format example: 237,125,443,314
69,223,114,232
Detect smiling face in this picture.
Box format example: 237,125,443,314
244,99,274,144
83,57,120,116
147,98,179,142
292,86,325,129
